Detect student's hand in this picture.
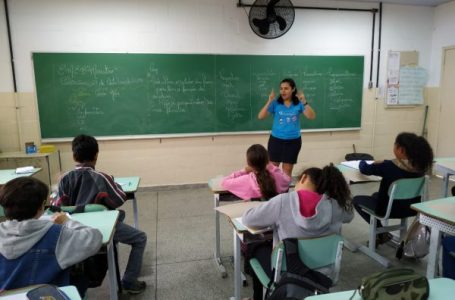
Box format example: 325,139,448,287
297,90,306,103
51,212,70,224
268,89,275,102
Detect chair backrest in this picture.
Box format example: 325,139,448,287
384,176,428,219
271,234,344,284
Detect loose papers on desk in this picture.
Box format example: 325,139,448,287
15,166,35,174
339,161,381,183
340,160,374,170
215,201,271,234
232,217,272,234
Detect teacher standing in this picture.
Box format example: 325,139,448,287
258,78,316,177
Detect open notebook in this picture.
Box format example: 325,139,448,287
340,160,374,170
231,217,272,234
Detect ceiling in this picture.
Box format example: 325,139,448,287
330,0,452,7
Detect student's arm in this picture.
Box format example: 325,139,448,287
242,194,283,228
53,176,71,207
358,160,386,177
258,89,275,119
342,208,355,223
96,171,127,209
221,170,256,200
297,90,316,120
54,219,103,269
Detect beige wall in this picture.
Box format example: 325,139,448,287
0,88,440,187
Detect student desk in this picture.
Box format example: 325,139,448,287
305,278,455,299
208,176,238,278
114,176,141,229
411,197,455,278
208,176,292,279
0,285,81,300
0,168,42,185
0,151,61,187
336,164,381,183
434,158,455,197
230,212,258,300
71,210,120,300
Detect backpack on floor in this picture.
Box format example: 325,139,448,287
265,238,332,300
396,215,430,259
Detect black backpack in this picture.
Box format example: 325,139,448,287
266,238,333,300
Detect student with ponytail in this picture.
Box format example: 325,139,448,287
353,132,434,246
221,144,291,200
242,164,354,300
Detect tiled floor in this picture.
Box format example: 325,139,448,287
87,176,454,299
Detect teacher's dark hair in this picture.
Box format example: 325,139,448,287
0,177,49,221
247,144,277,200
72,134,99,162
277,78,300,105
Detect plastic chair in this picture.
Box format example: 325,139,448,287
249,234,344,292
358,176,428,267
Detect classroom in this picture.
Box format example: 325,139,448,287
1,0,455,299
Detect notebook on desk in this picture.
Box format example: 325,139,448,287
232,217,272,234
340,160,374,170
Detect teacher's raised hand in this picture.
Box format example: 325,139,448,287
298,89,316,120
268,89,276,102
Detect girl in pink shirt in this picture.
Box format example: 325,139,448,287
221,144,291,200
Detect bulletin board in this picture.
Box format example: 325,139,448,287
386,51,427,106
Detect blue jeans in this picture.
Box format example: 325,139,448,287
442,236,455,279
114,210,147,283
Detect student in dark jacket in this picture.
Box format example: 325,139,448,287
353,132,434,245
53,134,147,294
0,177,102,294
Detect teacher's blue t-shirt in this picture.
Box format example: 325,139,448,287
268,100,304,139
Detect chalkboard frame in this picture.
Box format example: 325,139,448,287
32,52,364,141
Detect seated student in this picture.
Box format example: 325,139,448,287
221,144,291,200
352,132,434,245
52,134,147,294
0,177,102,293
442,187,455,280
242,164,353,300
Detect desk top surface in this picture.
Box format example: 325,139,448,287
412,197,455,226
208,176,297,194
0,285,80,299
434,157,455,173
0,168,42,185
115,176,140,193
0,151,54,159
306,278,455,299
71,210,119,244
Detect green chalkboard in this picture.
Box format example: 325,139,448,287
33,53,364,139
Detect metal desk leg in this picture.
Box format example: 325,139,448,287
46,155,52,187
214,193,227,278
107,239,119,300
231,229,241,300
443,174,450,197
427,226,442,279
132,195,139,229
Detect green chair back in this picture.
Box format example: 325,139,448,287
388,176,427,200
249,234,344,288
272,234,344,271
